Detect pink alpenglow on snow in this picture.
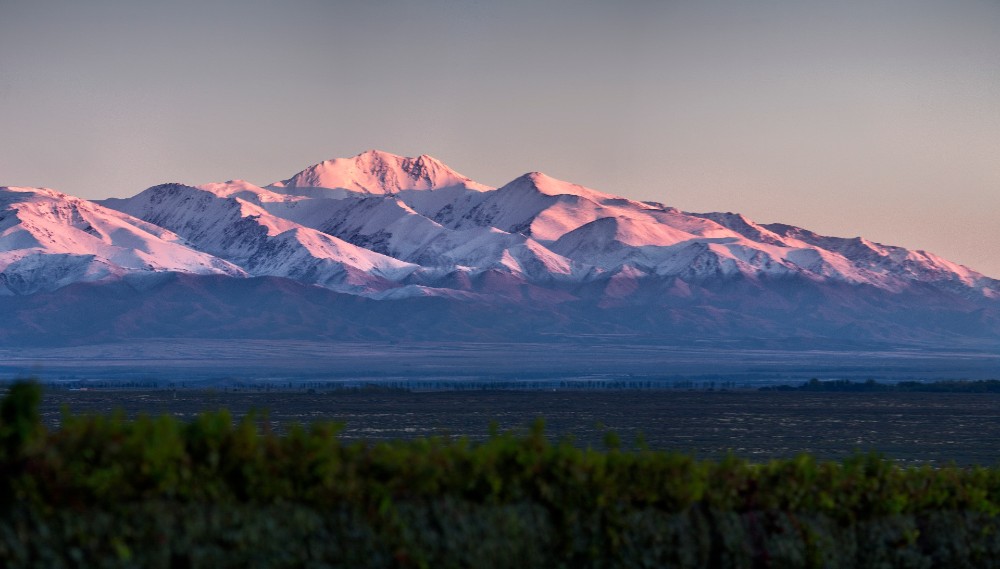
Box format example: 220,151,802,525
1,150,998,346
1,151,997,309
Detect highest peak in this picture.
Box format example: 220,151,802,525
350,149,412,168
271,150,491,195
353,150,452,179
357,148,401,160
354,149,441,166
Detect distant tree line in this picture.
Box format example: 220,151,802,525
762,378,1000,393
1,378,749,392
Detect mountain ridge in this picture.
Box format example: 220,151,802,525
2,150,998,346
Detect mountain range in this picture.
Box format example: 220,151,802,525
2,150,998,347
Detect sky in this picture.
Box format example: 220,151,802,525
2,0,999,276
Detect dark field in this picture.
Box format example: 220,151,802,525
6,339,1000,384
38,389,1000,466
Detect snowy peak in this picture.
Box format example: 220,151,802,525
3,151,998,308
442,172,665,242
501,172,621,203
269,150,492,195
0,186,244,295
3,152,999,346
102,182,417,294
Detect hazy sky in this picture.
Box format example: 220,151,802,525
2,0,998,276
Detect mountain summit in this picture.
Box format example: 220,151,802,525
2,151,998,345
269,150,492,196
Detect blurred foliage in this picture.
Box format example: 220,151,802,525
2,380,1000,567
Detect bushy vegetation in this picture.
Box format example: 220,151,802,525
3,380,1000,567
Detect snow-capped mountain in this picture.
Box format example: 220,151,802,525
2,150,998,345
0,186,242,295
268,149,491,199
102,182,417,293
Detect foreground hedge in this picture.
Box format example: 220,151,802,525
3,381,1000,567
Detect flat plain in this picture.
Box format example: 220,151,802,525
13,340,999,466
5,339,999,383
37,389,1000,466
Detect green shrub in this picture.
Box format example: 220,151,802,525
2,380,1000,567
